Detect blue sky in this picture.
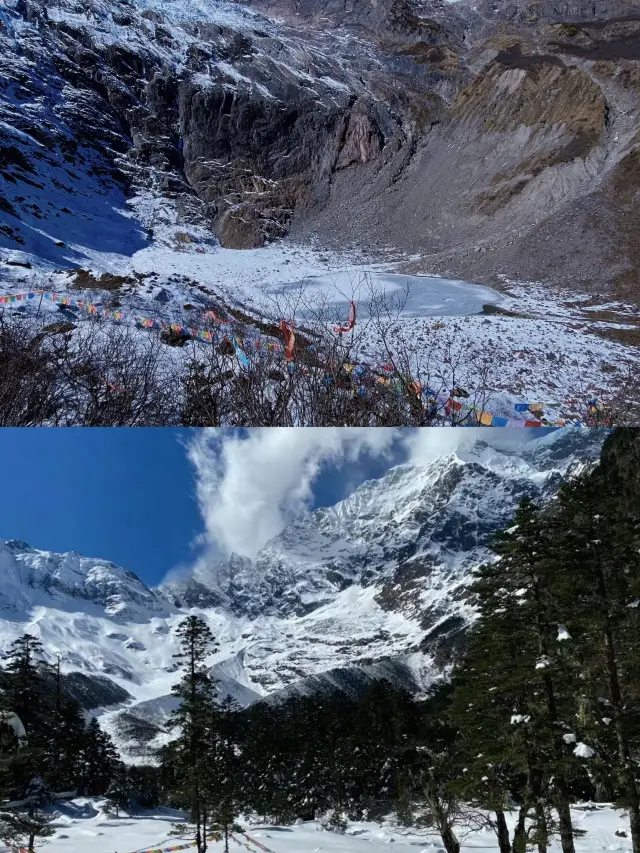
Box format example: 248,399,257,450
0,429,404,586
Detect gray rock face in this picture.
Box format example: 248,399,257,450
474,0,639,24
1,0,446,250
0,539,174,622
2,0,639,300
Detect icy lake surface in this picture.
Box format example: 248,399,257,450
273,271,504,318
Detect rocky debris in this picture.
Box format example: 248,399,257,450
72,270,133,290
1,0,639,299
160,327,190,347
39,322,76,335
3,258,32,268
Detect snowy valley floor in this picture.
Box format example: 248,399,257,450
44,801,634,853
1,219,639,423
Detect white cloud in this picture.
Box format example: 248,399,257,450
182,427,541,565
403,426,535,467
186,428,396,559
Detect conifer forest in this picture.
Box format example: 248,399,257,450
0,429,639,853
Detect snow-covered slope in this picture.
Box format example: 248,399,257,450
0,540,171,621
1,0,639,424
38,798,638,853
0,429,606,761
166,428,604,626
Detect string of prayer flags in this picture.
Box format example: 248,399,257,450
233,335,250,368
444,398,463,415
230,837,255,852
0,290,589,426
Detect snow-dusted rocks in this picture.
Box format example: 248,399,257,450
0,540,173,621
0,429,606,760
574,743,596,759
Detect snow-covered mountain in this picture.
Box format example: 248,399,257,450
3,0,638,290
0,429,606,761
0,540,171,621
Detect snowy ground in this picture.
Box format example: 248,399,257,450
40,800,634,853
1,210,639,422
1,0,638,422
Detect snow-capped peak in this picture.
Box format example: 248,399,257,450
0,430,606,762
0,540,173,623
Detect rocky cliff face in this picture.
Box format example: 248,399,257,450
289,0,640,300
0,0,443,253
166,429,606,651
0,539,172,621
3,0,637,297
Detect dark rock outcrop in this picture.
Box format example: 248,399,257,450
1,0,639,298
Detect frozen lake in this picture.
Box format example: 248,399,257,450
271,271,504,319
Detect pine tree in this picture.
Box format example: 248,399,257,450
0,710,22,850
492,499,579,853
206,695,243,853
21,776,55,852
548,461,640,853
81,718,120,796
448,499,580,853
4,636,48,740
169,615,219,853
410,694,468,853
43,685,86,794
106,764,133,817
128,765,162,810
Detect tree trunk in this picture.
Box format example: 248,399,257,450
558,800,576,853
512,806,527,853
224,824,229,853
440,825,460,853
28,803,35,853
495,810,511,853
535,801,548,853
202,808,208,853
532,575,575,853
629,807,640,853
195,814,202,853
430,796,460,853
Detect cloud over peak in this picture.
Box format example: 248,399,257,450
180,428,542,570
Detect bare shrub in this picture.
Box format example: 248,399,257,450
2,273,635,426
0,314,178,426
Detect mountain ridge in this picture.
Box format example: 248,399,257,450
1,0,639,297
0,429,607,760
